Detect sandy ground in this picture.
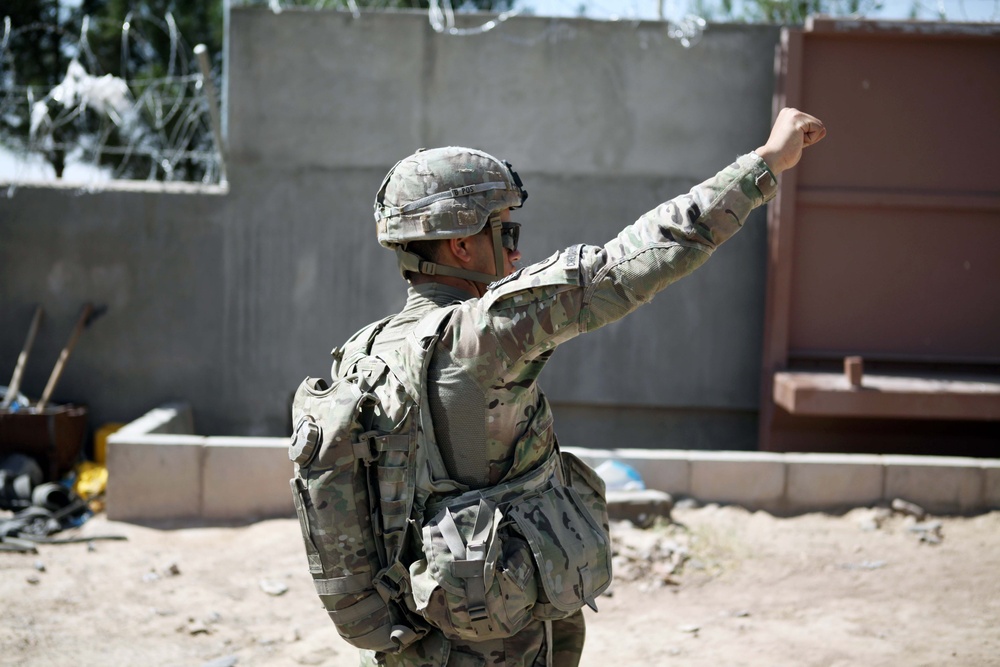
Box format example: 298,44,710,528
2,504,999,667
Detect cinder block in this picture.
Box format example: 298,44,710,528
883,455,984,515
689,451,785,511
784,453,884,511
106,434,204,521
615,448,690,497
982,460,1000,510
201,437,294,520
113,402,194,437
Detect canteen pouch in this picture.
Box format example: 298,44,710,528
409,497,538,642
511,451,612,620
289,377,423,653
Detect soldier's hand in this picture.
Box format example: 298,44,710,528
754,107,826,176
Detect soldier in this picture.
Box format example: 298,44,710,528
356,107,825,666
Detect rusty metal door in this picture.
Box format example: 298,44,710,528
760,19,1000,455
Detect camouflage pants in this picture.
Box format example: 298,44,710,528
359,611,586,667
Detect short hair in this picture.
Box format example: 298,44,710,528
405,239,445,264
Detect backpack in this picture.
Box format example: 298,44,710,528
288,305,612,655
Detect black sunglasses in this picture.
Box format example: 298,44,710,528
500,222,520,252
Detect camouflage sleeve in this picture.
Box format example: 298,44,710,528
477,152,777,368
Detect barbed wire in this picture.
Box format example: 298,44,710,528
0,12,224,193
3,0,994,194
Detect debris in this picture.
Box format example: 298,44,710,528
33,560,45,572
26,574,41,585
679,624,700,634
142,570,161,583
610,521,694,586
187,620,211,636
907,520,944,545
841,560,887,570
259,578,289,596
200,656,238,667
606,489,673,528
0,536,38,553
166,562,181,576
891,498,927,520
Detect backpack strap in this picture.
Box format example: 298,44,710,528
332,314,395,378
379,304,460,400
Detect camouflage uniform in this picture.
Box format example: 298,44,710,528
353,152,777,667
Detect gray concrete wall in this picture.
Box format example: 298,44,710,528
0,9,780,445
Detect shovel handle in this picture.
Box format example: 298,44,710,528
36,303,93,411
1,305,44,409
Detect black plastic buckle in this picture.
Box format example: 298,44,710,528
354,431,381,464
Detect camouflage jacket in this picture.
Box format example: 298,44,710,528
353,153,777,667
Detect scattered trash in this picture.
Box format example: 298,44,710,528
0,448,123,551
611,523,692,587
166,562,181,577
907,520,944,545
26,574,40,585
606,489,673,528
259,578,288,596
595,460,646,491
891,498,927,521
33,560,45,572
679,623,700,634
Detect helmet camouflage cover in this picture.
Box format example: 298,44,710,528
374,146,527,249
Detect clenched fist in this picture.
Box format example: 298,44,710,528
755,108,827,176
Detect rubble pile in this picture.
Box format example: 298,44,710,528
609,519,696,588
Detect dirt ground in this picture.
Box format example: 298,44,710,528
2,504,999,667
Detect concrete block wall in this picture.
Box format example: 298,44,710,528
107,405,1000,522
577,449,1000,516
106,404,294,522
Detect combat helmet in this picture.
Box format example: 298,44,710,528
374,146,527,284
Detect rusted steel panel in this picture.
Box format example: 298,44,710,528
774,371,1000,421
759,20,1000,454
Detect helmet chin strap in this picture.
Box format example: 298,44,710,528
488,213,505,283
395,248,501,286
396,213,507,287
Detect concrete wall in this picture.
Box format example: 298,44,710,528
0,9,781,447
105,403,1000,521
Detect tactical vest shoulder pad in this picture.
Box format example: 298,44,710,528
482,244,583,307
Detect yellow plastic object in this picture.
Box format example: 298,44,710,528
94,422,125,464
73,460,108,501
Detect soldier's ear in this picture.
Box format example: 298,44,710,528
449,236,473,263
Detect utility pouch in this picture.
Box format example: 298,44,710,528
510,451,612,620
409,497,538,642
